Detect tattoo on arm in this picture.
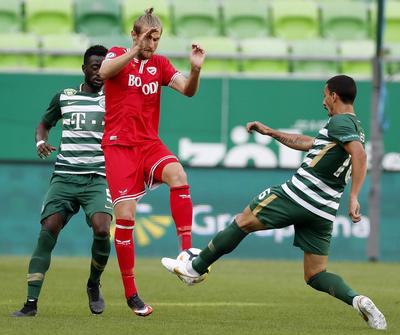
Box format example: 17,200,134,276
272,133,306,146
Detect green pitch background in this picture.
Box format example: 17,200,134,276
1,257,398,335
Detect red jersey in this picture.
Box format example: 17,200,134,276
102,46,180,146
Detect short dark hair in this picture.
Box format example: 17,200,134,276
83,45,108,65
326,75,357,104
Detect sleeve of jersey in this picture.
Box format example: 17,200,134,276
327,115,361,146
161,57,181,86
104,46,125,61
41,93,62,127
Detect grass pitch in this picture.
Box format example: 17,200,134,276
0,256,399,335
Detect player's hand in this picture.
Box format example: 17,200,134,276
190,44,205,71
246,121,272,136
134,27,160,51
349,196,361,222
37,142,56,159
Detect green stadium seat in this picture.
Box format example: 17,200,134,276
240,38,289,74
291,39,339,74
221,0,270,38
321,1,370,40
173,0,221,38
91,35,131,49
41,34,90,70
340,39,374,76
271,0,319,40
0,33,39,69
156,35,190,72
25,0,73,35
75,0,121,37
386,44,400,75
122,0,172,35
384,1,400,42
191,36,239,73
0,0,22,33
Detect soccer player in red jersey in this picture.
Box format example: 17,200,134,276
99,8,205,316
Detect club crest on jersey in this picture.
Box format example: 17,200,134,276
147,67,157,75
64,88,77,96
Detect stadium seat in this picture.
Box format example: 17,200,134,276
320,1,370,40
0,0,22,33
173,0,221,38
0,33,39,69
240,38,289,74
221,0,270,38
384,1,400,42
190,36,239,73
271,0,319,40
41,34,90,70
291,39,339,74
25,0,74,35
122,0,172,35
340,39,374,76
156,35,190,72
386,43,400,75
75,0,122,36
91,35,131,49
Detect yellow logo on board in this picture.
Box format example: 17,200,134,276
110,216,173,246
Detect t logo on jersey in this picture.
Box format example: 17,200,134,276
70,112,86,130
147,67,157,75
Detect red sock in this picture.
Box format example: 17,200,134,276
170,185,193,250
114,219,137,299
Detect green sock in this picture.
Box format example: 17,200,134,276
307,271,358,305
88,234,110,286
192,220,248,275
27,229,57,300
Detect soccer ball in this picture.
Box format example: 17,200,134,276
176,248,209,285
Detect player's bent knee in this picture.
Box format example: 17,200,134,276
236,207,264,233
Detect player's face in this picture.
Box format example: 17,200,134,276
83,55,105,90
134,26,161,60
323,85,334,117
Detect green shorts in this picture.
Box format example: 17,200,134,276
41,173,113,226
249,186,333,256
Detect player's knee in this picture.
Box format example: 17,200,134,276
305,269,326,284
236,207,264,233
93,224,110,238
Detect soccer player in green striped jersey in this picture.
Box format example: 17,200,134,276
12,45,113,317
162,75,387,330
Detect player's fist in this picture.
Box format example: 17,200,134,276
246,121,272,135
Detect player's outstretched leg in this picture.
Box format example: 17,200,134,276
162,220,248,283
352,295,387,330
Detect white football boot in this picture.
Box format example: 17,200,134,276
161,257,204,285
352,295,387,330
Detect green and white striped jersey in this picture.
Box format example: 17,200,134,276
277,113,365,222
42,85,106,176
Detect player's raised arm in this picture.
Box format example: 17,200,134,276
344,141,367,222
170,44,206,97
99,27,159,80
247,121,314,152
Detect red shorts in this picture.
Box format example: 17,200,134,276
103,141,179,205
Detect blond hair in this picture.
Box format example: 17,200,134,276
133,8,163,34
